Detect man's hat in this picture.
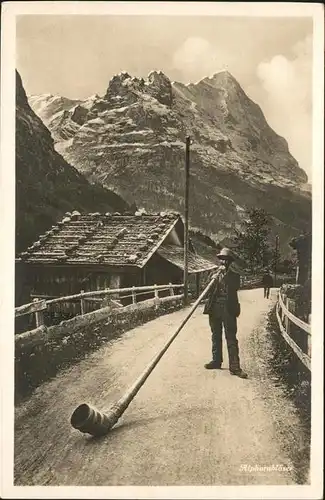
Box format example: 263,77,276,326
217,247,234,260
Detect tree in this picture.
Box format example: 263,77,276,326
234,208,272,273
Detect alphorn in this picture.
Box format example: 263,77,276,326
70,274,220,436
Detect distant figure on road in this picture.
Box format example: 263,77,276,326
203,247,248,379
262,270,273,299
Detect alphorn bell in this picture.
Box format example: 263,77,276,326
70,274,220,437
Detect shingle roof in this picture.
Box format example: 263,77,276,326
16,211,181,268
157,244,217,274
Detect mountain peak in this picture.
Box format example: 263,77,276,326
116,71,132,80
104,69,173,106
211,69,233,77
200,70,240,88
108,71,131,88
147,70,169,82
146,70,172,105
26,67,310,257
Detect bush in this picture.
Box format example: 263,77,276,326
280,282,311,321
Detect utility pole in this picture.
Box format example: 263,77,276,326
184,136,190,305
274,234,279,288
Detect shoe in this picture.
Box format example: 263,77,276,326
230,369,248,379
204,361,222,369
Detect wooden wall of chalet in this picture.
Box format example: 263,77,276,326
15,252,210,306
144,253,182,286
15,263,135,303
143,253,211,298
15,263,31,306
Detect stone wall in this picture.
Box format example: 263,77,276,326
15,295,184,402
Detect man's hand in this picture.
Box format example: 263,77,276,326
211,267,225,280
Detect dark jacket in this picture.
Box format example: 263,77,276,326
204,268,241,317
262,273,273,287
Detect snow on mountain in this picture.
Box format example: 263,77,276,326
28,70,311,250
17,72,131,253
28,94,82,125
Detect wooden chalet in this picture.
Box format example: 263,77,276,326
15,211,217,305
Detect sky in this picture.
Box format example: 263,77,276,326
16,15,313,180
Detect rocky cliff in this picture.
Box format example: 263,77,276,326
16,71,132,253
28,70,311,252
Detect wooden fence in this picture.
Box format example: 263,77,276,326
275,289,311,370
15,283,184,335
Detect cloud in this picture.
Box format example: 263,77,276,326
172,37,232,82
173,34,313,181
256,35,312,180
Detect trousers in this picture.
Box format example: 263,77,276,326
264,287,270,298
208,306,240,371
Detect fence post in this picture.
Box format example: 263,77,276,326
284,297,289,334
154,284,159,306
281,294,286,322
307,334,311,357
33,298,45,328
80,290,85,315
132,286,137,304
287,298,296,312
101,288,111,308
169,283,174,296
285,298,296,336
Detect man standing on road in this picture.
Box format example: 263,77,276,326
203,247,248,379
262,269,273,299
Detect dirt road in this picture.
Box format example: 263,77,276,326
14,288,308,485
